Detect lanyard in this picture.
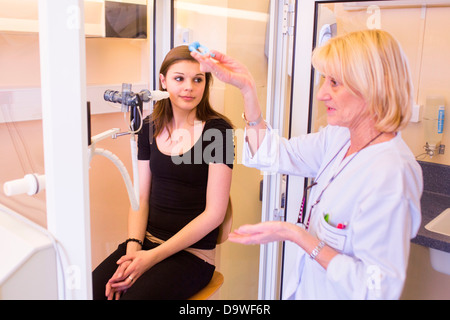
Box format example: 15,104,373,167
296,140,348,228
297,132,383,229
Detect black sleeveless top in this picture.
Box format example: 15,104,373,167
137,117,234,249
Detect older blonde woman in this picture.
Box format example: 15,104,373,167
192,29,422,299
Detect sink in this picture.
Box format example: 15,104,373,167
425,208,450,275
429,248,450,275
425,208,450,237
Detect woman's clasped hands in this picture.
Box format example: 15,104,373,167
105,250,154,300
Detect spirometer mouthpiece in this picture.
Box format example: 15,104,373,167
138,89,170,102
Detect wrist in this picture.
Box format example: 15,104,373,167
126,237,143,246
310,240,326,260
242,112,263,126
285,223,308,244
125,237,143,252
240,80,257,100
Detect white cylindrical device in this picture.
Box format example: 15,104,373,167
139,89,170,102
3,174,46,196
150,90,170,102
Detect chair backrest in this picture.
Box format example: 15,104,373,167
216,198,233,244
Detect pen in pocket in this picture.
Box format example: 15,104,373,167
336,222,347,229
324,214,347,229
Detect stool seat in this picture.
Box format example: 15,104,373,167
188,271,224,300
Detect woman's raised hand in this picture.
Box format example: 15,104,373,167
191,50,256,96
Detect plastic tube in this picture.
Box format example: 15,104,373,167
130,134,140,208
91,148,139,211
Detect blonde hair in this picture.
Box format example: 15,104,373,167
311,29,413,132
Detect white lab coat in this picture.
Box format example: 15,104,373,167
243,125,422,299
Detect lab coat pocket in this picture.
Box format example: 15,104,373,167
316,214,348,252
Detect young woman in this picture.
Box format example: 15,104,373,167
92,45,234,300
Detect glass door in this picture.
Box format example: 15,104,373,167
259,0,296,300
173,0,270,300
172,0,299,300
0,0,47,228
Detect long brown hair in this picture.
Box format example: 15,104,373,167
151,45,232,138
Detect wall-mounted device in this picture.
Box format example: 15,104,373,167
423,95,445,158
105,0,147,39
0,0,147,38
